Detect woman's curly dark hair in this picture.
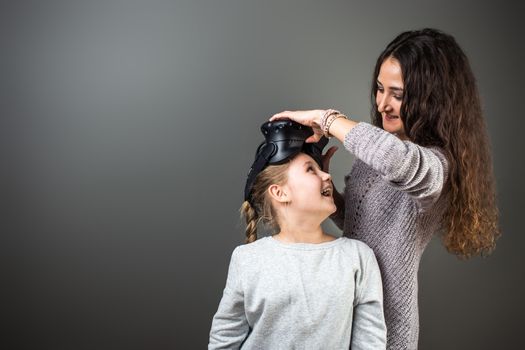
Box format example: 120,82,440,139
371,28,500,258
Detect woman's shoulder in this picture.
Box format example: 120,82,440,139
427,146,449,169
412,144,449,184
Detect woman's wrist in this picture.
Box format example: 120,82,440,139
328,116,358,142
319,109,339,135
319,110,348,138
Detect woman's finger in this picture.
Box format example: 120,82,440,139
269,111,293,121
305,134,322,143
322,146,338,172
325,146,338,159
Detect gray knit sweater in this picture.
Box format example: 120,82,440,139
332,122,449,350
209,237,387,349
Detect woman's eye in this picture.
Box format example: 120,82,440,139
307,166,314,172
394,95,403,101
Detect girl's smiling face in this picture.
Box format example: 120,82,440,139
282,153,336,217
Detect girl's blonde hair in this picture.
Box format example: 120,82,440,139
240,161,291,243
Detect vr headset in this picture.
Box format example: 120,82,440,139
244,120,328,204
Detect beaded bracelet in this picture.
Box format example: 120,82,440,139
319,109,340,134
324,113,348,138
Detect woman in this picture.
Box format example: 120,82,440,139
270,28,500,349
209,121,386,349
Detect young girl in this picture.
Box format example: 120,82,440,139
209,121,386,349
270,28,500,349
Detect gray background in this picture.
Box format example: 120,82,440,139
1,0,523,349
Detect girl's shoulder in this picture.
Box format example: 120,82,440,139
230,236,273,259
339,236,371,249
232,236,376,260
338,237,377,260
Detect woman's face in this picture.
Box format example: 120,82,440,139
283,153,336,216
376,57,407,140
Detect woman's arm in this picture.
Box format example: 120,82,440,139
325,115,358,142
270,110,448,212
343,122,448,211
208,248,249,349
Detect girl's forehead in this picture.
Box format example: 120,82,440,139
290,153,317,168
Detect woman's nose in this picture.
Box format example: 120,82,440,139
377,97,385,112
377,95,390,113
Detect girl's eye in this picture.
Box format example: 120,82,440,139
307,166,314,172
394,95,403,101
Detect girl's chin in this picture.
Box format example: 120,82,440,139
323,202,337,215
302,205,336,218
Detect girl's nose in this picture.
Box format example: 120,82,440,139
321,171,331,181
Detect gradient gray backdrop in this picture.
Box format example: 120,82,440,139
1,0,523,349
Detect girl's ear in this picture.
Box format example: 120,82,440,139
268,184,290,203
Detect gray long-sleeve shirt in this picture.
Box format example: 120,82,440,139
209,236,386,349
332,122,449,350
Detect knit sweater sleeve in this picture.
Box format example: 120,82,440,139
351,244,387,349
343,122,448,212
208,247,249,349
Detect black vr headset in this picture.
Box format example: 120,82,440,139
244,120,328,204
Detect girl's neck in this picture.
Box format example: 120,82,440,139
274,208,334,244
274,224,335,244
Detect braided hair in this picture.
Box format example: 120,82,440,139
240,161,291,243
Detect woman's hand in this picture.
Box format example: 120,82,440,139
270,110,338,171
322,146,338,173
270,109,325,143
322,145,344,218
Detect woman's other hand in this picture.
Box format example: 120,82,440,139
322,146,338,173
